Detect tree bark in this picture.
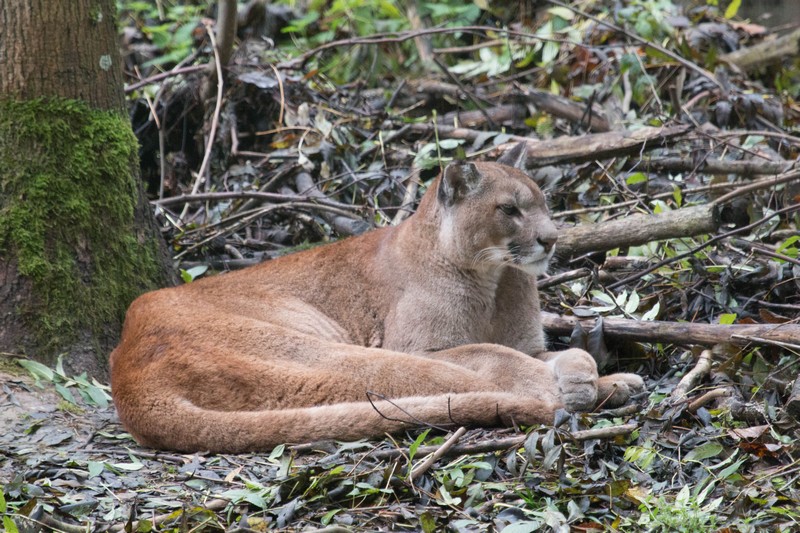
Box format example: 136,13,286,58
0,1,124,109
542,312,800,347
556,203,720,259
0,0,175,377
721,28,800,72
492,124,691,168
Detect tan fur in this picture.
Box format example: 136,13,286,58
110,150,644,453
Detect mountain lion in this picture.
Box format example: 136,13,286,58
110,143,644,453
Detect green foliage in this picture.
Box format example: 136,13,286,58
278,0,483,82
0,98,164,359
616,0,677,41
118,1,206,67
16,356,112,408
636,485,722,532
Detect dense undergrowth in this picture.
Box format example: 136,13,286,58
3,0,800,531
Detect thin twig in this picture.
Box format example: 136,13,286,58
154,190,360,212
124,64,207,93
371,424,638,461
181,22,225,222
109,499,229,532
537,268,591,290
409,427,467,481
365,391,451,431
713,169,800,205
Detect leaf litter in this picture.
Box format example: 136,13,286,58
4,0,800,530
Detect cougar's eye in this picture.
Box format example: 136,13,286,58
498,204,520,217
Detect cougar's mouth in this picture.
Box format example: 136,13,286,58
508,241,554,275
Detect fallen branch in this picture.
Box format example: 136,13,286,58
541,312,800,347
410,426,466,481
496,124,691,168
296,172,371,235
671,349,713,401
721,27,800,72
557,203,719,259
604,202,800,289
636,156,792,176
688,388,731,413
520,88,610,132
124,65,207,93
371,423,637,461
109,499,229,533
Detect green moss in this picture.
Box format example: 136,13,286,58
0,98,163,359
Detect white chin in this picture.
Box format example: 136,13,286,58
514,259,550,277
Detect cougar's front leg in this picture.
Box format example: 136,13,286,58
538,350,646,410
596,373,646,408
537,349,599,412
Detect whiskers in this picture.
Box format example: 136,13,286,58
470,246,515,269
470,243,550,276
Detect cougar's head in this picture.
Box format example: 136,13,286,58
435,143,558,276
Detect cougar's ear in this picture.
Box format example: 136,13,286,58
438,162,481,207
497,142,528,170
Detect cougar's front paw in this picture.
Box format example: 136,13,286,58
596,373,645,408
546,349,600,412
558,372,598,412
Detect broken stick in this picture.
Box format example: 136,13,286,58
542,312,800,347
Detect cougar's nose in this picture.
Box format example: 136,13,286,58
538,233,557,253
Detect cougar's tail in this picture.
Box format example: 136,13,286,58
115,390,557,453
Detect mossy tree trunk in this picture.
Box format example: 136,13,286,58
0,0,176,377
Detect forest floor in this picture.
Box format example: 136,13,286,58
3,0,800,531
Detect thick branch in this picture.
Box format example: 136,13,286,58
636,156,792,176
721,28,800,72
496,125,691,168
556,203,719,258
542,312,800,347
520,88,610,132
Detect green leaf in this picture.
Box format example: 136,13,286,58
88,461,106,478
79,382,111,408
55,383,76,404
718,313,737,325
626,172,648,186
776,235,799,257
113,460,145,471
625,290,640,314
641,302,660,321
419,511,437,533
718,458,747,480
685,442,723,462
547,6,574,20
0,488,5,513
55,354,67,378
409,429,431,461
17,359,55,382
268,443,285,462
672,185,682,207
180,265,208,283
321,509,340,526
437,139,465,150
724,0,741,18
3,516,19,533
